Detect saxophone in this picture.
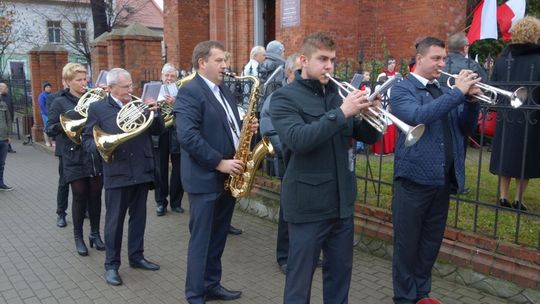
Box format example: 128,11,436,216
224,73,274,198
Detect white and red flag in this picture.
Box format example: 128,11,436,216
467,0,498,44
497,0,527,41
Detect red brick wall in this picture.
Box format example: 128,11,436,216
28,46,68,142
164,0,466,74
90,40,108,82
164,0,210,71
275,0,466,70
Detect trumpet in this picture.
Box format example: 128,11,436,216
325,74,425,147
438,70,527,108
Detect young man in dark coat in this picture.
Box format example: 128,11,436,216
270,32,381,303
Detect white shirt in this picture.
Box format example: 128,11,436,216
199,74,240,149
110,94,124,108
242,59,259,77
410,72,440,88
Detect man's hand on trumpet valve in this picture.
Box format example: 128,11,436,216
340,89,373,118
454,69,482,95
362,94,382,118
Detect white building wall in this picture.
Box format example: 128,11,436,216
3,1,94,78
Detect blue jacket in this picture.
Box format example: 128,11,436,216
389,75,479,192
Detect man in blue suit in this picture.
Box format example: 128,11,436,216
175,41,257,304
389,37,481,304
82,68,164,286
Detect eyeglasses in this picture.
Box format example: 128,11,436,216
114,83,133,89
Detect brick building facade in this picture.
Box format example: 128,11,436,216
164,0,467,73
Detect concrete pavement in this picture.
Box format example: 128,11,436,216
0,140,509,303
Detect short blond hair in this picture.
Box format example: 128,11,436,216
511,16,540,44
62,63,87,81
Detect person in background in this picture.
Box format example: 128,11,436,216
377,57,397,82
242,46,266,77
0,83,14,191
489,16,540,212
372,58,400,155
154,63,184,216
260,53,301,275
441,32,488,195
38,82,53,147
46,82,70,227
270,32,381,303
389,37,481,304
0,83,15,153
258,40,286,85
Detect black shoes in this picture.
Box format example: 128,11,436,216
75,237,88,256
171,206,185,213
228,225,243,235
279,264,287,275
513,200,528,211
105,269,122,286
499,198,512,208
89,233,105,251
0,184,13,191
57,215,67,228
499,198,528,211
129,258,160,271
206,284,242,301
156,205,166,216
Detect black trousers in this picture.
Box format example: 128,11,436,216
391,178,450,304
284,216,353,303
185,191,236,304
154,132,183,208
104,183,149,270
276,204,289,266
56,157,70,216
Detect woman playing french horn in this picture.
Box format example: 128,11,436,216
46,63,104,257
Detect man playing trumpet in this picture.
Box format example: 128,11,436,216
270,32,381,303
389,37,481,304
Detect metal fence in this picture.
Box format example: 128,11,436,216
222,63,540,250
0,78,33,139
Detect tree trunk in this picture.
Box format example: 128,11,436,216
90,0,109,38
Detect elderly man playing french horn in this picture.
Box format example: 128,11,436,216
83,68,165,286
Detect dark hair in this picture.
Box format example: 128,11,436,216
192,40,226,70
43,82,51,90
415,37,445,55
300,32,335,58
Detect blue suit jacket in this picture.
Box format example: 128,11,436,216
174,74,242,194
390,75,479,191
82,96,164,189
